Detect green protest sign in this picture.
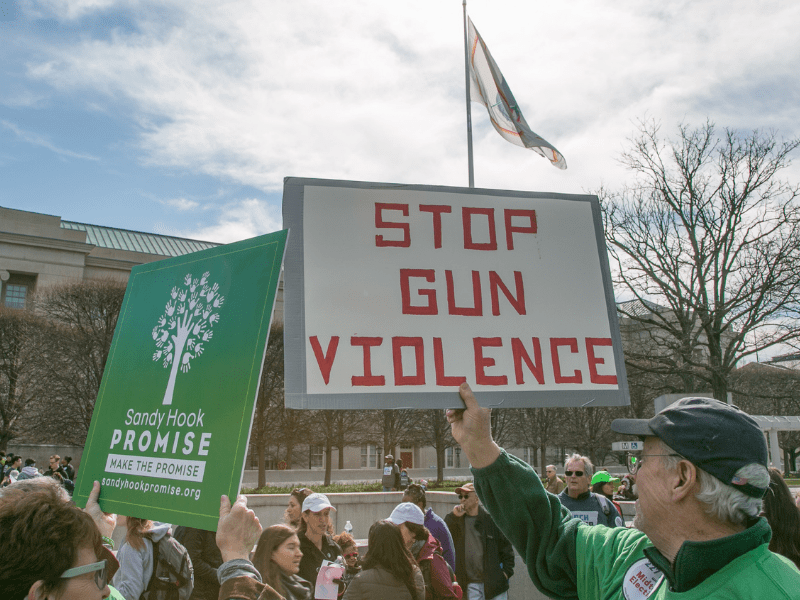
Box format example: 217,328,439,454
74,230,288,531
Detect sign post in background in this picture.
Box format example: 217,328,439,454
283,178,628,409
74,230,288,530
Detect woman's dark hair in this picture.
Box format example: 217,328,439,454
288,487,314,529
0,477,103,599
591,482,613,499
362,521,418,598
763,468,800,569
252,524,298,596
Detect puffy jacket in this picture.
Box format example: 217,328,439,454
342,565,425,600
413,533,462,600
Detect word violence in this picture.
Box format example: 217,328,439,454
309,335,618,387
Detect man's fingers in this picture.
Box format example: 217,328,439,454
219,494,232,517
458,382,480,410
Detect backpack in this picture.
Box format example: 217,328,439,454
418,545,457,600
142,532,194,600
399,470,410,489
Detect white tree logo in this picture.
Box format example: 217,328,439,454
152,271,225,405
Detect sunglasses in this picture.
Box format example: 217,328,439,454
61,559,107,591
564,471,584,477
344,551,359,559
457,493,472,499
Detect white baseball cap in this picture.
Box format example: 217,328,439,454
387,502,425,526
302,493,336,513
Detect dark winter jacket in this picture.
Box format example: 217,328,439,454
444,506,514,599
341,565,425,600
174,526,223,600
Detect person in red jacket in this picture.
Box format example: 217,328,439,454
388,502,462,600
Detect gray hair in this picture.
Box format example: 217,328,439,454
659,441,766,526
564,454,594,477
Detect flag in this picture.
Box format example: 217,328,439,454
467,17,566,169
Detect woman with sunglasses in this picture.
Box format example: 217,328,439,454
252,524,313,600
112,515,175,600
332,531,362,595
0,478,112,600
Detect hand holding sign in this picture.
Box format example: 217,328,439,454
446,382,502,469
217,495,262,562
84,480,117,539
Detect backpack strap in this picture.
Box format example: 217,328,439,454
594,493,611,516
143,537,160,599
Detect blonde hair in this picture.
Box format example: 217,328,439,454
125,516,154,551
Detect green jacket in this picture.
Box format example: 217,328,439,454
473,450,800,599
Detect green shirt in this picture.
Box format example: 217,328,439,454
473,450,800,600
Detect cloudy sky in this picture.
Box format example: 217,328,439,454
2,0,800,243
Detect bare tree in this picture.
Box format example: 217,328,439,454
416,409,455,483
252,323,285,488
0,306,42,449
32,279,126,445
511,407,563,470
602,120,800,400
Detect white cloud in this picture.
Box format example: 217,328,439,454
16,0,800,200
162,197,199,211
175,198,282,244
1,119,101,161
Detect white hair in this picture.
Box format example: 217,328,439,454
564,453,594,477
659,441,766,526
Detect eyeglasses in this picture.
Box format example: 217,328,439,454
626,452,682,474
61,560,107,591
564,471,584,477
457,493,472,499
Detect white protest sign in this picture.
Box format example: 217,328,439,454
283,178,628,409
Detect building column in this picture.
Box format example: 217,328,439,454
768,428,782,472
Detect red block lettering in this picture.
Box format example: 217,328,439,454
504,209,537,250
446,270,483,316
392,337,425,386
400,269,438,315
586,338,618,384
375,203,410,247
309,335,339,385
551,338,583,384
351,337,385,386
463,207,498,251
511,337,545,384
433,338,466,386
489,271,526,316
419,204,452,249
474,337,508,386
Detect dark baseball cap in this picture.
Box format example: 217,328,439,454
611,397,768,498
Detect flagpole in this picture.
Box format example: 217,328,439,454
462,0,475,188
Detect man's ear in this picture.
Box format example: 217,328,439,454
671,460,698,502
28,580,48,600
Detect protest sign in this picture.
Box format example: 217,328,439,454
74,230,288,530
283,178,628,409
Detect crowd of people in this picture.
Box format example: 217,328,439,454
2,385,800,600
1,451,76,493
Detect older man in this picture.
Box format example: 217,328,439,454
446,383,800,600
444,482,514,600
544,465,564,494
558,454,622,527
